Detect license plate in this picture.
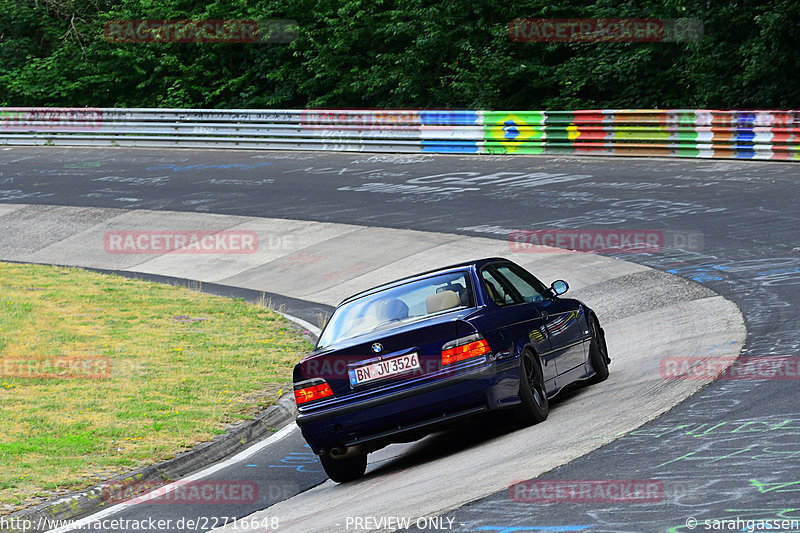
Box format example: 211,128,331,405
349,352,421,386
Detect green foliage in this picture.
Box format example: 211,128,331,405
0,0,796,108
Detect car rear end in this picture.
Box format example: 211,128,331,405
292,268,518,456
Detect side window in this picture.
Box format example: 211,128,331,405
494,264,548,303
481,268,520,306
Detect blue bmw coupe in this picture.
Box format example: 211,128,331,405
293,257,610,482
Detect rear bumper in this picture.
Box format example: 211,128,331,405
296,357,520,454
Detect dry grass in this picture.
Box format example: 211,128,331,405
0,262,313,510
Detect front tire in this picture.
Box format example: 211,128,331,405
515,351,549,426
319,452,367,483
587,316,610,384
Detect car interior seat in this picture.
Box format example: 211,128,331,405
426,290,461,314
483,279,504,305
438,282,470,307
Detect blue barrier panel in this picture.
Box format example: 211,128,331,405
421,140,480,153
420,111,480,126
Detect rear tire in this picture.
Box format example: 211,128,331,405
319,452,367,483
515,351,549,426
587,316,610,384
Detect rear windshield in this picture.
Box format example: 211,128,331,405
316,271,474,349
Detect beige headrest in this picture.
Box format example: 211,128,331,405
426,290,460,314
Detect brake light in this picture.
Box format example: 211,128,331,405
442,334,491,365
294,380,334,405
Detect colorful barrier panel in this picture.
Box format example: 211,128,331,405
0,108,797,160
482,110,800,159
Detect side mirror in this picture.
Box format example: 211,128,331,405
550,280,569,296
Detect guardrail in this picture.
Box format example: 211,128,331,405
1,108,798,160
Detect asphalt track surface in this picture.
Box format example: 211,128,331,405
1,147,799,532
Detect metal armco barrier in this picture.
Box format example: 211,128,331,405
1,108,798,160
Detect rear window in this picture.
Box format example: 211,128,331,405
317,271,474,349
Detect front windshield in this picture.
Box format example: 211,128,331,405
317,271,473,350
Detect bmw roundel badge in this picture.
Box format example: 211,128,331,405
371,343,383,353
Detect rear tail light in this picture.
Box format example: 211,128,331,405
294,379,334,405
442,333,491,365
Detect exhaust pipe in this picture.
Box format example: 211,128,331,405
328,444,368,460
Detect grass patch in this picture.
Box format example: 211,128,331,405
0,262,313,509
